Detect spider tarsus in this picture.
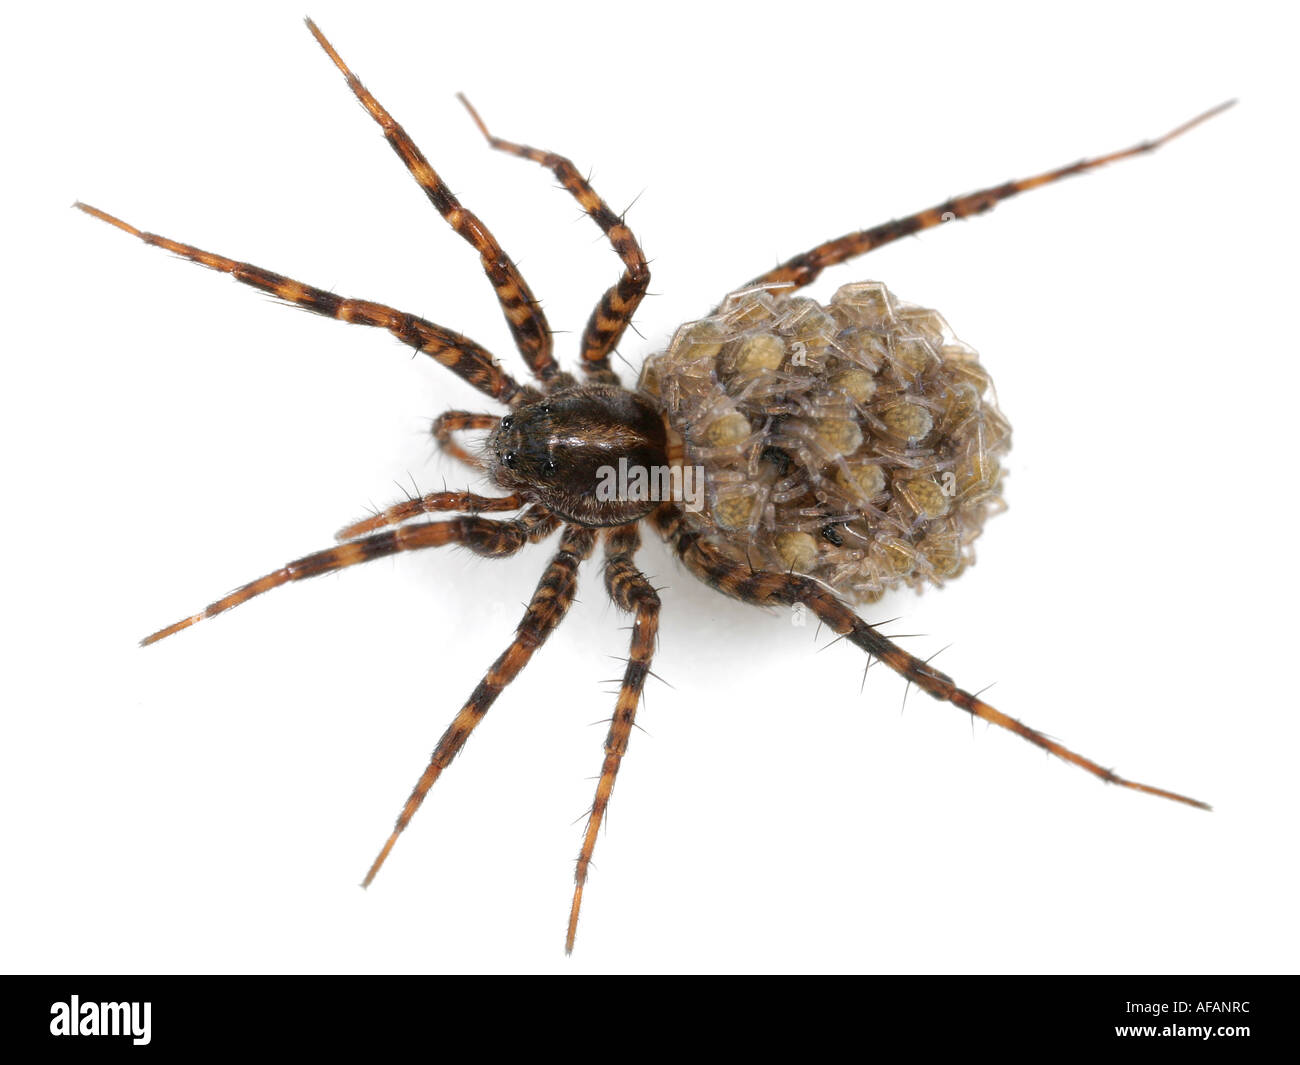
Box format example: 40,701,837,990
565,877,587,955
1127,779,1212,812
140,613,203,647
362,832,400,889
1160,99,1237,144
455,92,493,143
74,201,141,239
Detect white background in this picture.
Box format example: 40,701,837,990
4,0,1296,974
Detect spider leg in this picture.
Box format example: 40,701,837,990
362,524,597,888
431,410,500,472
304,20,560,386
142,507,558,646
651,504,1210,811
740,101,1235,294
76,203,521,405
458,96,650,387
336,489,524,542
566,523,661,954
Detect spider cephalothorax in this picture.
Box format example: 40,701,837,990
485,385,669,526
79,19,1225,952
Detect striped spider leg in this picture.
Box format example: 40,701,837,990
360,523,596,891
302,18,563,387
140,507,559,647
651,504,1209,810
431,412,504,472
457,93,651,385
73,203,523,405
566,523,661,952
736,100,1235,295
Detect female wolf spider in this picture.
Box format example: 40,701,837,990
78,20,1224,953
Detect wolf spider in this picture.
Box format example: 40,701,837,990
78,20,1224,953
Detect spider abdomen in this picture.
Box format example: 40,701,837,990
640,282,1012,602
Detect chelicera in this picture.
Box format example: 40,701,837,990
78,20,1225,952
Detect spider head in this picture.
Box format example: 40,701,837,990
486,384,669,527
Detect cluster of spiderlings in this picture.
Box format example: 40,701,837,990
639,281,1012,602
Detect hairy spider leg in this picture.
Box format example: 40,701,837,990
75,203,521,404
741,101,1235,294
305,19,561,387
458,95,651,387
362,525,597,887
337,488,524,542
431,410,502,472
651,503,1209,811
566,523,661,953
140,508,559,646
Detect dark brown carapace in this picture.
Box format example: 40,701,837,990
78,20,1228,953
487,386,668,527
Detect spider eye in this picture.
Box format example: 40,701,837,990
503,451,518,469
500,415,513,430
542,458,557,477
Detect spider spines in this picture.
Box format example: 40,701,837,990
645,667,672,689
859,660,873,696
816,632,851,653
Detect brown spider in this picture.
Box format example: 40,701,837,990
77,19,1226,954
